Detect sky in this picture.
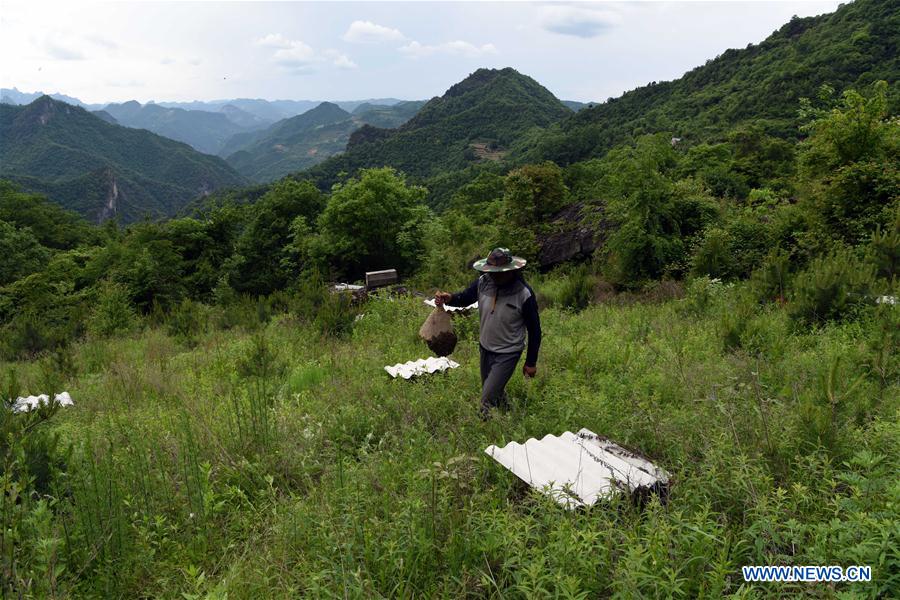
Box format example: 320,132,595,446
0,0,843,105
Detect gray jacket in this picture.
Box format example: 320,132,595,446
448,274,542,366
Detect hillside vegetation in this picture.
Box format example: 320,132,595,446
1,0,898,596
515,0,900,165
0,97,246,223
103,101,255,155
303,68,572,192
222,102,426,183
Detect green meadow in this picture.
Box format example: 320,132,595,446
4,274,897,598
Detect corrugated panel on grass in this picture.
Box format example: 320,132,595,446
485,428,669,508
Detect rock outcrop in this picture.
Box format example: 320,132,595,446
537,202,607,270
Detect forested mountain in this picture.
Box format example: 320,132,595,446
303,68,571,188
0,96,245,223
222,102,354,181
102,100,260,155
221,101,426,182
219,104,271,129
517,0,900,165
352,100,427,128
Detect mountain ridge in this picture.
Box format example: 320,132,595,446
0,96,246,223
302,67,572,190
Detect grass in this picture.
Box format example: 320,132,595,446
2,278,898,598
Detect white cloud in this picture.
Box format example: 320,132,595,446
255,34,356,74
539,5,622,38
399,40,497,59
323,49,358,70
254,33,294,49
342,20,405,44
272,40,316,69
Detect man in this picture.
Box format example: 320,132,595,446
435,247,542,419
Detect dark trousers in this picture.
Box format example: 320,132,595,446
479,345,522,417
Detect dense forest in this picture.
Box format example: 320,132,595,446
0,97,246,222
1,0,898,597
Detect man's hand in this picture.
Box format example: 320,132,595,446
523,364,537,378
434,291,452,307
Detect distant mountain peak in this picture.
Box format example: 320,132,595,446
444,67,523,97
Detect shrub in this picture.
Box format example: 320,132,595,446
866,214,899,282
718,290,763,352
87,281,138,338
680,275,731,317
750,249,792,303
789,248,877,325
166,299,208,346
556,265,594,311
1,370,70,596
291,271,358,338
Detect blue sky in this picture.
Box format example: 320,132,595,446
1,1,842,104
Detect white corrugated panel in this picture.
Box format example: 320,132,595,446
485,428,669,508
423,298,478,313
333,283,364,292
11,391,74,414
384,357,460,379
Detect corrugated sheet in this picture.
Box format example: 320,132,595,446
424,298,478,313
12,392,74,414
384,357,460,379
484,428,669,508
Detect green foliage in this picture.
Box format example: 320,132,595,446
311,167,429,278
555,264,595,312
223,103,358,182
523,0,900,166
2,287,897,597
86,281,139,338
0,180,99,249
691,201,780,280
1,371,70,597
789,247,878,325
0,97,245,223
866,212,900,281
503,161,569,226
166,299,208,347
750,248,793,303
601,136,719,285
304,68,571,197
290,270,358,338
799,81,900,245
228,179,324,295
0,220,50,286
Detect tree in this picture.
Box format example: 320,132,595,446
503,161,569,226
0,220,50,286
602,135,719,284
228,180,324,295
311,168,428,278
800,81,900,245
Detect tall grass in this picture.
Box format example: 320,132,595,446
1,276,897,598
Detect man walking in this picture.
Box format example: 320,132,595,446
435,248,542,419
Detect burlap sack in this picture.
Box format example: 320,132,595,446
418,306,458,357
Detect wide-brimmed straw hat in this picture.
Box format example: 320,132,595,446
473,247,527,272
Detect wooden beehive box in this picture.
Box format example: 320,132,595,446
365,269,398,289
